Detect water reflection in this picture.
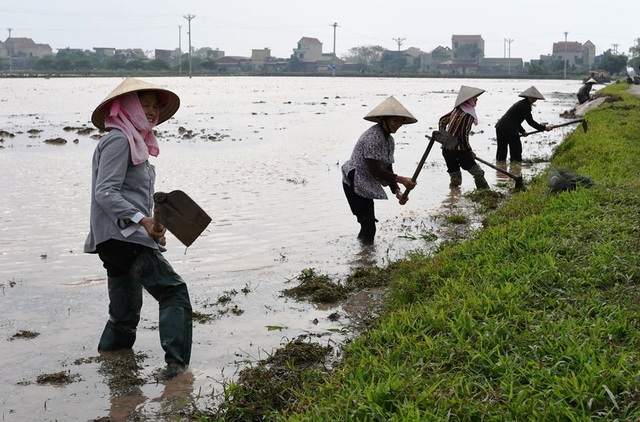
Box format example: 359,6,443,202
98,349,196,421
98,350,147,421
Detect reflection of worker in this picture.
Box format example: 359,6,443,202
495,86,551,162
577,78,597,104
84,77,192,381
341,96,417,245
438,85,489,189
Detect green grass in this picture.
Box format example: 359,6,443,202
202,83,640,421
272,83,640,421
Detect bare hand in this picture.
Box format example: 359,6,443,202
396,190,408,205
140,217,167,243
397,176,416,191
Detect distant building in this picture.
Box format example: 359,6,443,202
155,49,181,61
582,40,596,70
3,37,52,58
553,41,583,67
293,37,324,62
420,45,451,73
251,48,272,71
439,35,485,75
478,57,524,75
451,35,484,61
94,48,116,58
215,56,251,72
115,48,147,60
438,59,479,75
292,36,342,72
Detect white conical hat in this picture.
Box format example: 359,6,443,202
454,85,485,107
91,77,180,130
364,96,418,124
518,86,545,100
586,78,597,84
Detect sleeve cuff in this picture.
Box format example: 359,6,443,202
130,212,145,224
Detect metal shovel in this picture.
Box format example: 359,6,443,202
152,190,212,247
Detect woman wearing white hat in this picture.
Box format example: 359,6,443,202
495,86,552,162
577,78,597,104
341,96,417,245
438,85,489,189
84,77,192,380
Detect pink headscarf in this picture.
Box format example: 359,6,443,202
104,92,160,165
459,99,479,126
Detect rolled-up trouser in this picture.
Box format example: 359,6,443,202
97,240,192,366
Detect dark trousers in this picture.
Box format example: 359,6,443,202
96,240,193,366
442,148,476,173
495,127,522,162
342,171,376,244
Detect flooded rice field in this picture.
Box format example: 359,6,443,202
0,76,585,420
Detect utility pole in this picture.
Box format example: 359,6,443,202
183,14,195,78
7,28,13,71
331,22,338,76
563,31,568,80
392,37,405,74
612,43,619,54
178,25,182,76
505,38,514,76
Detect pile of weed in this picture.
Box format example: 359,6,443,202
282,268,349,303
209,337,332,420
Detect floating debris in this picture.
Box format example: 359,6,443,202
9,330,40,341
44,137,67,145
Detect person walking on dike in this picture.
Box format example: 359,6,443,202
438,85,489,190
84,77,192,381
341,96,417,245
494,86,552,163
577,77,597,104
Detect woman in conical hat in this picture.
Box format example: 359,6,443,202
84,77,192,380
438,85,489,190
495,86,552,162
577,78,597,104
341,95,417,245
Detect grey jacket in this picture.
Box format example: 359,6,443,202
84,129,159,253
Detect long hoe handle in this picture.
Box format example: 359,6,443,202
400,136,436,202
524,119,585,136
475,156,524,189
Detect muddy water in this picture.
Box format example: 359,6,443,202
0,76,584,421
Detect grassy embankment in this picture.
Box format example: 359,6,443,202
207,82,640,420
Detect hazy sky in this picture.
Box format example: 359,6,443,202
2,1,637,61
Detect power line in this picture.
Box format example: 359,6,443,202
183,14,195,78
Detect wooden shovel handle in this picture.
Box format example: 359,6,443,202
152,192,168,232
524,119,584,136
400,136,436,202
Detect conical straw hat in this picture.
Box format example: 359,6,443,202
518,86,545,100
364,96,417,124
586,78,597,84
91,77,180,130
454,85,485,107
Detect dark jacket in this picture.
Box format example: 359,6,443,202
577,83,593,104
495,98,546,135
